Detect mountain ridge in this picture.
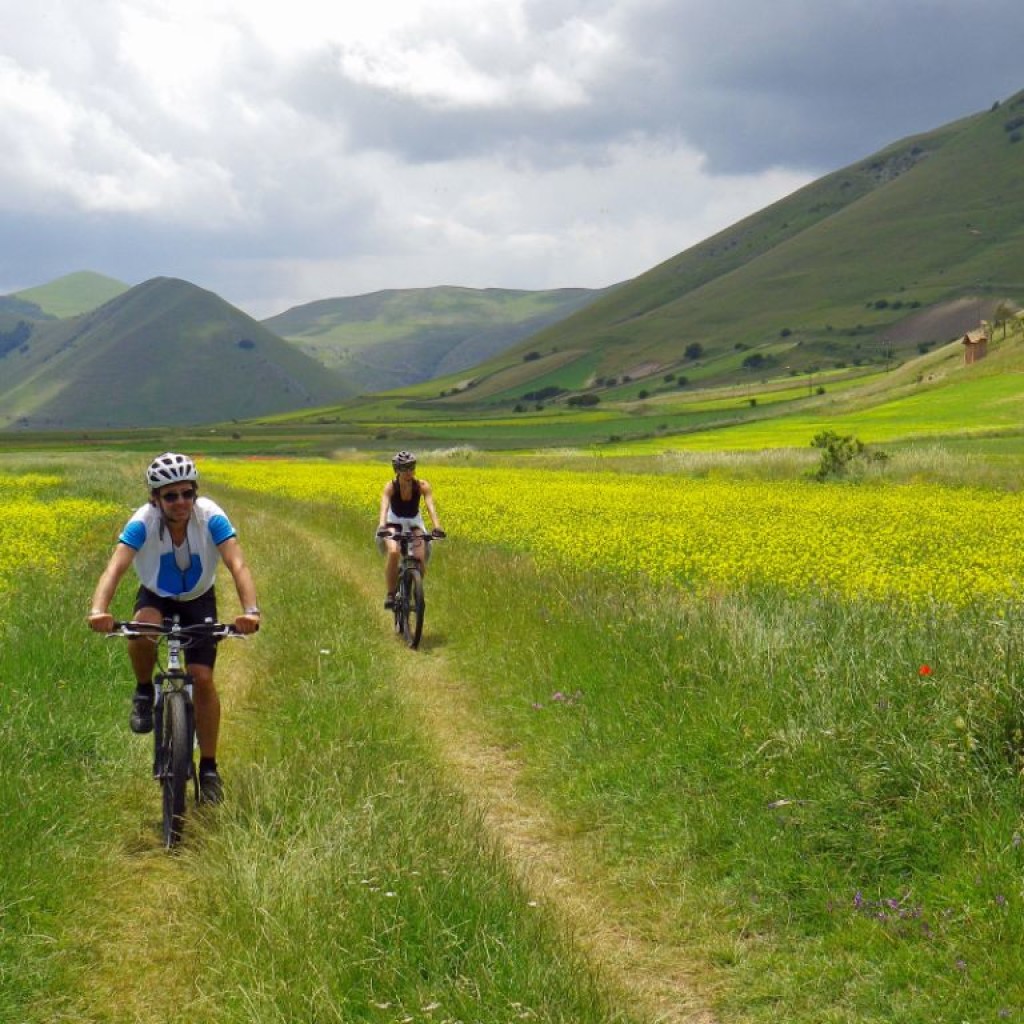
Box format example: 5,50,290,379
262,285,611,394
0,277,352,429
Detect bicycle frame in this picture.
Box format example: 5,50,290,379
107,617,240,848
384,528,435,649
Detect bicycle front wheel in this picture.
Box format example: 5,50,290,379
402,568,425,649
160,690,192,848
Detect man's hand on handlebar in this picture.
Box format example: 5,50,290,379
87,611,115,633
431,528,447,539
234,612,261,635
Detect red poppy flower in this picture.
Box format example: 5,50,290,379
919,664,933,677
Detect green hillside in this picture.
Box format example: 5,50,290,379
388,88,1024,411
12,270,129,318
263,285,608,394
2,90,1023,443
0,278,352,430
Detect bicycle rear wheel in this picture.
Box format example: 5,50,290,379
160,690,192,848
402,567,425,649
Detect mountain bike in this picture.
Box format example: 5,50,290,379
107,618,242,848
380,528,443,649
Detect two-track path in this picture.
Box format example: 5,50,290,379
70,499,716,1024
275,512,718,1024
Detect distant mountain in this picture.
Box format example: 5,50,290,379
263,285,609,394
11,270,130,318
414,87,1024,407
0,277,352,430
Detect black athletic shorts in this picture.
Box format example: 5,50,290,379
133,585,219,669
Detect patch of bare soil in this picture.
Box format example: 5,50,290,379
885,296,1005,345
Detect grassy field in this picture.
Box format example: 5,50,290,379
3,449,1024,1023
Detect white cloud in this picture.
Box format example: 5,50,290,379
223,137,809,316
0,0,1020,313
0,55,245,222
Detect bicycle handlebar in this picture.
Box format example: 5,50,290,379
107,620,243,643
377,527,445,540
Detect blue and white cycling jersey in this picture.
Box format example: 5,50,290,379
119,497,236,600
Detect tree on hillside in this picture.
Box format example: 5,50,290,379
993,301,1016,339
684,342,704,360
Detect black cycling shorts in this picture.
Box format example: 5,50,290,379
133,585,219,669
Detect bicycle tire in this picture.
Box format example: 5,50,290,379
393,580,406,635
161,690,192,848
403,567,425,649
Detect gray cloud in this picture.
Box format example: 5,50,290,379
0,0,1020,316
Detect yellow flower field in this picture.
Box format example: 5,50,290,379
0,472,119,602
204,459,1024,607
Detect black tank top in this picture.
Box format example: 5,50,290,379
389,478,421,518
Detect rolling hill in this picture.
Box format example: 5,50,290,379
390,87,1024,411
0,278,352,430
3,88,1022,441
262,285,609,395
11,270,130,319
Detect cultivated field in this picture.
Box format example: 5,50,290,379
3,451,1023,1023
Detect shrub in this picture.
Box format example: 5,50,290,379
522,386,565,402
810,431,888,481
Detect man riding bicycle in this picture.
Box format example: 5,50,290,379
376,450,445,609
86,452,261,804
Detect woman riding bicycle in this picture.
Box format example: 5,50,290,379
376,451,445,609
86,452,261,804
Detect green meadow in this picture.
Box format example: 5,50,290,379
3,448,1024,1023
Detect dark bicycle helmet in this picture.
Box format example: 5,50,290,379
391,450,417,471
146,452,198,489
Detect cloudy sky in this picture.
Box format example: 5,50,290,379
2,0,1021,319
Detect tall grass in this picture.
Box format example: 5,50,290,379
437,546,1024,1022
0,522,150,1020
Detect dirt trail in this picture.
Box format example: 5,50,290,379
67,502,716,1024
284,515,718,1024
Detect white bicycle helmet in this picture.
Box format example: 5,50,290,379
146,452,198,489
391,450,417,471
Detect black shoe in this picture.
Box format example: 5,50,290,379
198,767,223,805
130,692,153,734
384,593,395,609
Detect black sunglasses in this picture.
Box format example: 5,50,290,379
160,488,197,502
